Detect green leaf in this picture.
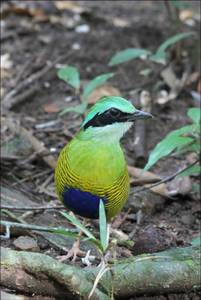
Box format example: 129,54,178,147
187,107,201,125
82,73,114,101
59,102,87,116
191,236,201,246
60,211,96,241
144,135,193,170
57,66,80,89
178,164,200,177
49,227,80,238
99,199,109,252
168,124,198,138
150,32,195,64
170,0,191,10
108,48,151,66
139,68,152,77
175,140,200,156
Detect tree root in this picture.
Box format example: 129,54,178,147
1,244,200,299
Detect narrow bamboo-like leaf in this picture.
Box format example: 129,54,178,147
99,199,108,252
48,227,80,238
109,48,151,66
82,73,114,101
57,66,80,89
178,164,200,177
144,135,193,170
59,102,87,116
150,32,195,64
187,107,200,125
60,211,96,240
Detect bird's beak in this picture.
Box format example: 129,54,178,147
129,109,153,121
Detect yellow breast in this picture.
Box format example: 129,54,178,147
55,136,130,220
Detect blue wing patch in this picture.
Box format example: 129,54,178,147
62,187,107,219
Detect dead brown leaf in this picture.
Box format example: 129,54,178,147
54,1,85,13
148,183,169,197
1,3,48,21
179,9,193,22
197,79,201,94
87,85,121,104
167,176,192,196
43,103,60,113
128,166,161,185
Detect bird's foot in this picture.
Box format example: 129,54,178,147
57,240,85,262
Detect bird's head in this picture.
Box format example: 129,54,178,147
79,96,152,142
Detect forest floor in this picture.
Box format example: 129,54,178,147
1,1,200,299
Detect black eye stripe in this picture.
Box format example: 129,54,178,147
83,108,132,130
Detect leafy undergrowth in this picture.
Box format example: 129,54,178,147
1,1,200,299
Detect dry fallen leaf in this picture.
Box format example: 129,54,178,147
0,87,5,98
128,166,161,185
197,79,201,94
149,183,169,197
54,1,84,13
87,85,121,104
1,53,13,69
128,166,169,197
111,17,130,28
167,176,192,196
43,103,60,113
179,9,193,22
1,2,48,21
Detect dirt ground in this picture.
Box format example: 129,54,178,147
1,1,200,299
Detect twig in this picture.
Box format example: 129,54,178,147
130,160,199,195
133,91,152,167
2,51,73,110
1,209,26,224
0,220,77,235
0,204,65,211
4,117,57,169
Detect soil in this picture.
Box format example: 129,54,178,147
1,1,200,299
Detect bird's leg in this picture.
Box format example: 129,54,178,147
57,230,85,262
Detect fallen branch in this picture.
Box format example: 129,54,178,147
1,243,200,299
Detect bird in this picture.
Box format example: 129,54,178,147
55,96,152,260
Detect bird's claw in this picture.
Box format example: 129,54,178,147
57,240,85,262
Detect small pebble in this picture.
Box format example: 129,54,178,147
13,236,39,251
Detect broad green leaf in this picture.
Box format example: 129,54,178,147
150,32,195,64
178,164,200,177
144,135,193,170
57,66,80,89
99,199,108,252
60,211,96,240
59,102,87,116
175,140,200,155
82,73,114,101
191,236,201,246
187,107,201,125
168,124,198,138
170,0,191,10
108,48,151,66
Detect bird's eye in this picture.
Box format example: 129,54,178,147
109,108,121,117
